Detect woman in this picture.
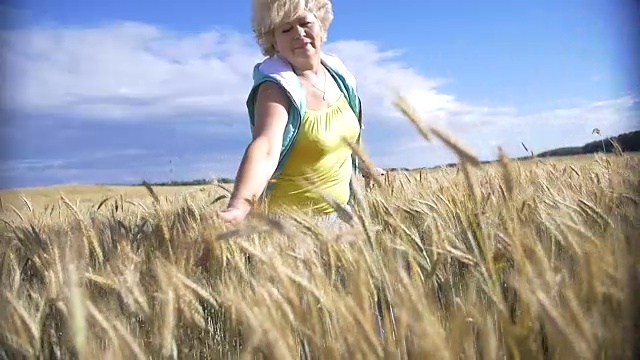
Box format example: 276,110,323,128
219,0,366,225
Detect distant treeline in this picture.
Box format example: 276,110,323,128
137,130,639,185
136,177,234,187
535,129,640,157
385,129,640,172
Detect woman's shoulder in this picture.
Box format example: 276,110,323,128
321,53,358,90
320,52,347,68
254,55,290,77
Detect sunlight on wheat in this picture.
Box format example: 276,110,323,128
0,95,638,359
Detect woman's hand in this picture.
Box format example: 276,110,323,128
196,200,252,269
217,195,254,224
217,202,252,224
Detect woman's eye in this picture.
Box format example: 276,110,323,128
280,21,310,33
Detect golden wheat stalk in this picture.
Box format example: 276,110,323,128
392,94,480,166
60,195,104,265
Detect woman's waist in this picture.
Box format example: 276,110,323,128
265,187,349,211
262,196,353,226
268,174,351,200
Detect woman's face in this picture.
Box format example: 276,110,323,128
273,12,324,66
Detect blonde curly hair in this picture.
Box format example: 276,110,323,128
252,0,334,56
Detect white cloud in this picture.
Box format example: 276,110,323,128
1,22,261,120
0,149,150,174
0,21,517,126
373,95,639,169
1,20,638,180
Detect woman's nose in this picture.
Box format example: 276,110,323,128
293,25,305,37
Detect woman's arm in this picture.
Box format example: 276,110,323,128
223,81,290,219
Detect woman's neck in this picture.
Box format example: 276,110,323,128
290,55,323,77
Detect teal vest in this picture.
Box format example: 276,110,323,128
245,53,363,204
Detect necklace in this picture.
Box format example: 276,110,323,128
301,69,327,100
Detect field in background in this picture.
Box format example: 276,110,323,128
0,150,638,359
0,184,230,216
1,152,631,213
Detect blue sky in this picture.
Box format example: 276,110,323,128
1,0,638,188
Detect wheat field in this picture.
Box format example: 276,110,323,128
1,148,638,359
1,94,639,360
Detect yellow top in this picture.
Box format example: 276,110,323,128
265,93,360,215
